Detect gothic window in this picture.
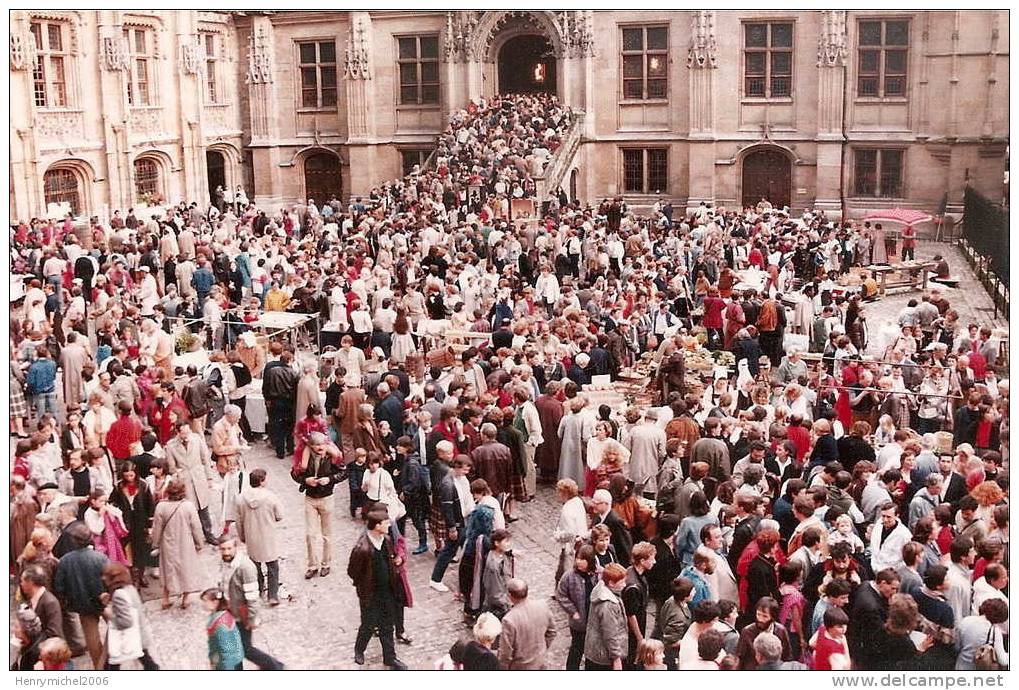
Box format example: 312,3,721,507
854,149,904,198
124,27,154,106
858,19,909,98
298,41,337,109
29,21,69,108
397,35,439,105
623,148,668,194
621,25,668,100
203,33,218,103
134,157,162,203
43,168,80,214
744,22,793,98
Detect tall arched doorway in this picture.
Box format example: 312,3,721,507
304,152,342,205
498,34,557,95
741,148,792,210
206,150,226,205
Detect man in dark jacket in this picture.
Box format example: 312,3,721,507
53,523,108,670
848,568,900,669
20,565,64,640
430,457,471,591
591,489,633,567
622,542,656,668
347,507,407,670
645,515,683,608
374,381,405,440
292,432,346,579
262,348,298,458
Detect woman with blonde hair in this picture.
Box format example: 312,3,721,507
635,637,667,670
463,612,501,670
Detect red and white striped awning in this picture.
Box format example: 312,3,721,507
863,208,935,227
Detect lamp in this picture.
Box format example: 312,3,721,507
533,62,546,83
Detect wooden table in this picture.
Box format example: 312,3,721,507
867,261,939,295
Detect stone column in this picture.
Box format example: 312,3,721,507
173,11,205,205
814,10,848,219
686,11,717,212
245,14,283,209
96,10,132,211
9,11,39,218
343,11,376,199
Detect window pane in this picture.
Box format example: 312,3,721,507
421,84,439,103
883,76,905,96
622,28,643,51
885,21,909,46
420,36,438,59
646,26,668,50
622,79,643,99
321,66,336,87
623,150,643,192
648,149,668,192
299,43,316,63
319,41,336,63
420,60,439,83
859,50,880,73
885,50,906,74
31,23,42,50
322,87,337,107
771,77,790,97
855,150,877,196
745,52,766,75
398,37,418,59
646,79,666,99
302,88,318,108
859,22,882,45
746,77,766,97
400,84,417,104
622,55,643,78
134,31,145,54
771,52,791,75
47,24,62,51
205,34,215,55
880,150,903,196
301,66,317,90
771,23,792,48
647,54,666,78
745,24,767,48
858,77,878,96
399,62,417,87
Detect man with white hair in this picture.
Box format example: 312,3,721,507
591,489,633,567
754,631,807,670
776,348,807,384
211,403,248,471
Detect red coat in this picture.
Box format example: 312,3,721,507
702,296,725,329
107,416,142,460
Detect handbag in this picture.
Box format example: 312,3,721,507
106,604,144,664
973,626,1001,670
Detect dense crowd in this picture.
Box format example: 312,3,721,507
9,93,1008,672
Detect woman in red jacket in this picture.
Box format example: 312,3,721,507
702,287,726,351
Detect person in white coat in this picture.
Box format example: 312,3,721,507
552,478,590,582
869,501,913,574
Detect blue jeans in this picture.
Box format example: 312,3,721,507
33,392,58,420
430,527,464,583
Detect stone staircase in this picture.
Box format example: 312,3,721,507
534,110,584,201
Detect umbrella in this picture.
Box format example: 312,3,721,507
863,208,934,227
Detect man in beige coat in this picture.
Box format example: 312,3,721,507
235,469,284,605
164,421,220,544
498,578,556,669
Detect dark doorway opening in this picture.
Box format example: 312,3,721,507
206,150,226,206
498,34,557,95
569,169,578,204
741,148,792,210
304,152,342,206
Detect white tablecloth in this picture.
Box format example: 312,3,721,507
244,381,326,435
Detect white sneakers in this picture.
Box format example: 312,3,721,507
429,580,450,592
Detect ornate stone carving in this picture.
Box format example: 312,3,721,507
343,16,370,80
35,110,85,146
100,34,130,71
10,30,37,71
817,10,847,67
203,105,232,134
246,27,273,84
444,11,480,62
179,35,200,75
687,11,717,69
556,10,595,58
130,108,164,139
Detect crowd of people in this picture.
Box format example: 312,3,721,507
9,92,1009,672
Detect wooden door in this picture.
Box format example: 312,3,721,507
742,149,791,210
304,152,342,205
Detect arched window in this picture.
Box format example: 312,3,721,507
43,167,80,215
134,157,162,203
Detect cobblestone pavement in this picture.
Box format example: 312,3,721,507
72,241,1006,670
141,445,573,670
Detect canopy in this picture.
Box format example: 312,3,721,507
863,208,934,227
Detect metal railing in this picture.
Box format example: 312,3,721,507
534,111,585,201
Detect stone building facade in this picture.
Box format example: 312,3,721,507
9,9,1008,222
